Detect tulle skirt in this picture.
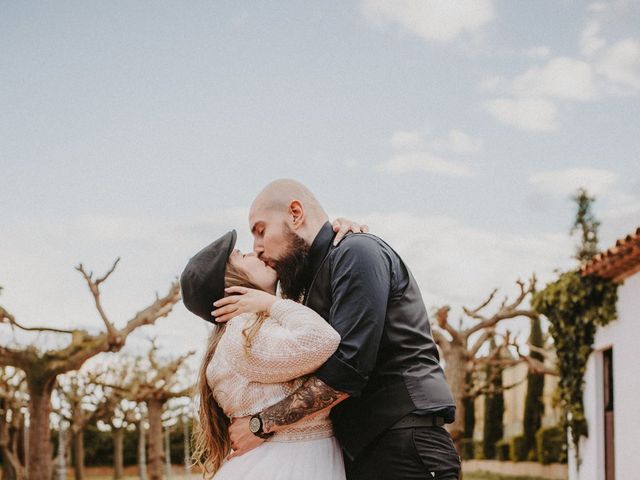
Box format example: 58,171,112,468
213,436,346,480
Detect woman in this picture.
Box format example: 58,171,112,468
180,228,351,479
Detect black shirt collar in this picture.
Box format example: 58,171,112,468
307,221,335,281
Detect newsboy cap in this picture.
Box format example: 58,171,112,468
180,230,237,323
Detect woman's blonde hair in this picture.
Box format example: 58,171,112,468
191,257,270,477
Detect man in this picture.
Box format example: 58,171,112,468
214,179,460,479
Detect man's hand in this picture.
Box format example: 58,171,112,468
332,217,370,246
211,286,278,323
227,416,265,459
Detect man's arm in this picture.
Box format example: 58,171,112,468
227,377,348,458
261,375,348,433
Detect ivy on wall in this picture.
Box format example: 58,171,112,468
531,269,618,462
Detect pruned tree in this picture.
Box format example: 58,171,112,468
0,259,181,479
0,367,28,480
99,340,194,480
54,369,116,480
431,276,555,447
93,355,145,480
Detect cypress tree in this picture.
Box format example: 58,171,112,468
483,337,504,459
522,316,545,459
463,372,475,439
571,188,600,263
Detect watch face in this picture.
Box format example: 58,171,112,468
249,416,261,433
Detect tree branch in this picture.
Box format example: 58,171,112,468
76,259,121,340
433,306,463,344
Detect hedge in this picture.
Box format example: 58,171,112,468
495,439,510,461
460,439,475,460
509,435,527,462
536,426,568,464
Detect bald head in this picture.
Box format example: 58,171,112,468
249,178,329,251
251,179,326,216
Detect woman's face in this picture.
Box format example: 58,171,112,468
228,249,278,294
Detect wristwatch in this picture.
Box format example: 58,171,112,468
249,413,274,439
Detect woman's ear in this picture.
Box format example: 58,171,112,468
289,200,305,229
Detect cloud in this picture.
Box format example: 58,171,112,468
390,129,425,148
588,2,609,13
580,20,606,56
347,212,574,312
597,38,640,91
529,167,619,196
376,152,473,177
431,129,483,154
362,0,495,44
522,46,551,59
483,97,558,131
511,57,598,101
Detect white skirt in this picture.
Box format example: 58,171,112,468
213,436,346,480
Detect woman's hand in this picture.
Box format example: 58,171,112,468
211,286,278,323
331,217,370,246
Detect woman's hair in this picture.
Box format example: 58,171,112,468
191,257,270,477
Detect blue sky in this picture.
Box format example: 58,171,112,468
1,1,639,360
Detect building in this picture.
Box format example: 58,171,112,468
569,227,640,480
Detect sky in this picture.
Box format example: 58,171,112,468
1,1,639,373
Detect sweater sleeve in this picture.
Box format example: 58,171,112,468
226,299,341,384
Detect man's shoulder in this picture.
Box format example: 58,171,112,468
328,233,396,262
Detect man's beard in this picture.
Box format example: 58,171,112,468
273,228,311,302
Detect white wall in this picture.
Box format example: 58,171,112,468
570,273,640,480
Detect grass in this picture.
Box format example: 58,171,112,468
465,472,550,480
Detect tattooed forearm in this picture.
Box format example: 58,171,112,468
260,376,348,433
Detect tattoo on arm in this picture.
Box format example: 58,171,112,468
261,376,348,433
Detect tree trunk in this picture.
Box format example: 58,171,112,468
137,420,147,480
55,423,68,480
146,399,164,480
113,427,124,479
73,431,85,480
27,375,55,480
183,418,190,475
0,397,25,480
443,344,468,451
164,426,172,479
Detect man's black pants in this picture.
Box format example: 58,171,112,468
344,425,461,480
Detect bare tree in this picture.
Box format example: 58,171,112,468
100,341,194,480
0,258,181,479
54,369,116,480
0,367,28,480
431,276,555,447
93,356,145,480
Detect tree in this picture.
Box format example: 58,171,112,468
432,276,554,448
55,369,116,480
522,316,545,459
100,341,194,480
0,367,28,480
463,372,475,440
532,189,617,462
0,259,181,479
570,188,600,263
482,337,504,459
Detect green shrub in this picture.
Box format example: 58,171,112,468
536,426,568,464
495,439,510,461
460,438,475,460
509,435,527,462
474,441,486,460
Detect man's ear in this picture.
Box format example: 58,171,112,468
289,200,305,229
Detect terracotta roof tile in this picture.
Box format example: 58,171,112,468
581,227,640,282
